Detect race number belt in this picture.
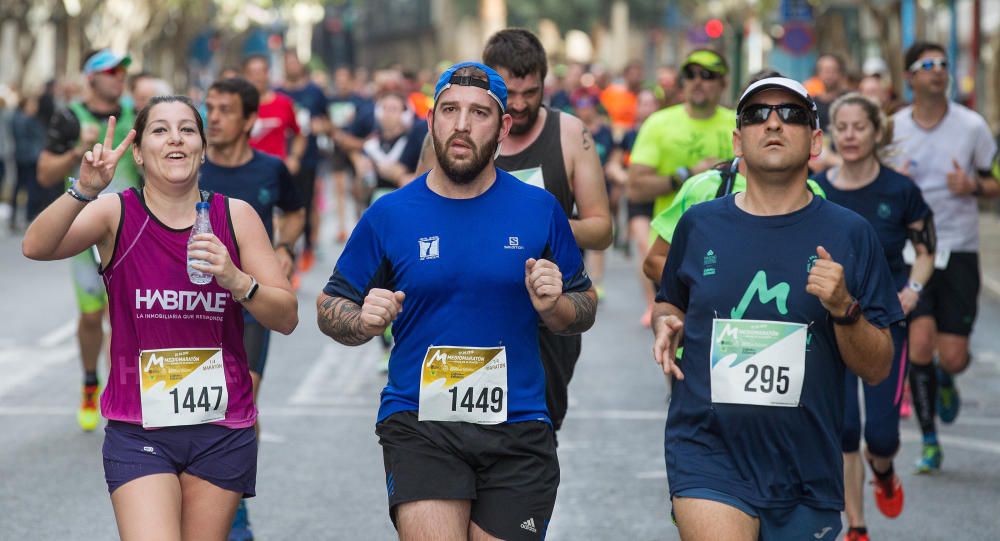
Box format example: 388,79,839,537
418,346,507,424
709,319,806,407
139,348,228,428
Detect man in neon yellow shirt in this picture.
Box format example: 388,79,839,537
628,49,736,218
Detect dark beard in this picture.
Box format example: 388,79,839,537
433,130,499,185
508,103,541,135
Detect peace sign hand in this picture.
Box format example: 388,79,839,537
77,116,136,198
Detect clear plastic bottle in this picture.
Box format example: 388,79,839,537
187,202,213,285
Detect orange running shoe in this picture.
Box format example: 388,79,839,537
872,469,904,518
77,384,100,432
299,249,315,272
845,528,870,541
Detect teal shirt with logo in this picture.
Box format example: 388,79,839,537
656,194,903,510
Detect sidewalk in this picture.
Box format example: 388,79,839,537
980,212,1000,301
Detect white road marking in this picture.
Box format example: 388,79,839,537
259,432,287,443
901,428,1000,455
37,319,77,348
287,341,383,406
0,344,77,398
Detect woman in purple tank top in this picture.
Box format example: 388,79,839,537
23,96,298,540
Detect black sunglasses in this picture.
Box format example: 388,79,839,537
908,58,948,72
739,103,814,127
683,66,723,81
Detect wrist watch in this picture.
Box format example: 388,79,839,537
830,297,861,325
907,281,923,294
233,275,259,303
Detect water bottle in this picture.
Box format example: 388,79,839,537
187,202,213,285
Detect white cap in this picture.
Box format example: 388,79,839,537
862,57,889,77
736,77,819,129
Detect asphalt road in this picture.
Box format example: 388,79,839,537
2,209,999,541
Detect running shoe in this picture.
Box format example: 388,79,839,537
936,366,960,424
298,248,316,273
872,469,904,518
77,384,100,432
914,443,942,474
229,500,253,541
845,529,870,541
900,381,912,419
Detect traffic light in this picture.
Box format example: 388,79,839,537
705,19,724,39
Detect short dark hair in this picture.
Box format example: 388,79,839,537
816,53,845,74
742,69,783,92
483,28,548,82
208,78,260,119
904,41,946,70
133,95,206,149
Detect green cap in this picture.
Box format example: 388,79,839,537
682,49,728,75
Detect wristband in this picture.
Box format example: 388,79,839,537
66,179,97,203
233,275,259,303
907,281,923,294
972,178,984,196
830,297,861,325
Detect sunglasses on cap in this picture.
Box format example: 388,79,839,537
739,103,814,127
682,66,723,81
97,65,126,77
909,58,948,72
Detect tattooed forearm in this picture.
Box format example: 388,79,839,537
317,295,373,346
582,127,593,151
556,290,598,335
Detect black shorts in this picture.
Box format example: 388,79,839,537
538,327,583,431
376,411,559,540
242,311,271,376
331,149,354,173
292,164,318,208
627,201,654,221
910,251,980,336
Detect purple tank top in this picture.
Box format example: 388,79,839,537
100,188,256,429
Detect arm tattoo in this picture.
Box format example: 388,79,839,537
557,291,597,335
317,295,372,346
582,127,593,151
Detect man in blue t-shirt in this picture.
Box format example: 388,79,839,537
317,62,596,540
277,51,328,265
199,77,304,539
652,77,902,541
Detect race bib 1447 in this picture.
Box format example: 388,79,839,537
139,348,228,428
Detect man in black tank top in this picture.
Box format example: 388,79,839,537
420,30,612,433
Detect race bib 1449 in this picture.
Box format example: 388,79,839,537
418,346,507,424
139,348,228,428
709,319,807,407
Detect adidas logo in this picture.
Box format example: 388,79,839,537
520,517,537,533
